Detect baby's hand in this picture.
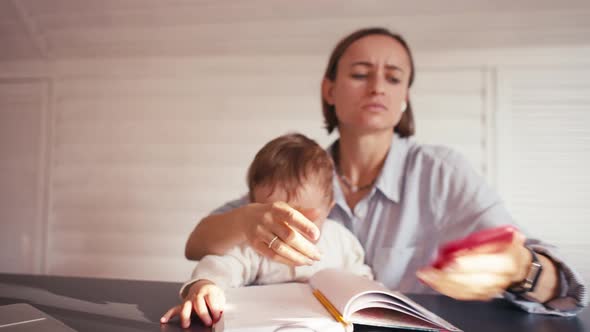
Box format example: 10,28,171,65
160,279,225,328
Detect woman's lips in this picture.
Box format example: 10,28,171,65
362,102,387,112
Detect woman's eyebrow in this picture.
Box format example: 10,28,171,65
350,61,404,73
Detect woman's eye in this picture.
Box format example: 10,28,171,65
387,77,401,84
351,73,368,80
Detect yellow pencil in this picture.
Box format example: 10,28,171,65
312,288,350,329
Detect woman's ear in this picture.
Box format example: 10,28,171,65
322,78,335,105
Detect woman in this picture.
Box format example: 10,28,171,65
185,27,586,315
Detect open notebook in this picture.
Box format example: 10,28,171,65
214,268,461,332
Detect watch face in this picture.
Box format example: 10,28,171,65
527,261,543,291
508,248,543,294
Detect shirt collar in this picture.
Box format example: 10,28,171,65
375,134,409,203
328,134,409,204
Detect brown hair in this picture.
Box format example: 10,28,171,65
247,133,334,203
322,27,416,136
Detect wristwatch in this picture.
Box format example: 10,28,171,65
508,246,543,294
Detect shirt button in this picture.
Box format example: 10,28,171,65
355,209,366,220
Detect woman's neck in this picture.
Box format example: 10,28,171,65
336,129,393,186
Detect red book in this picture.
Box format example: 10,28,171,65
432,225,518,269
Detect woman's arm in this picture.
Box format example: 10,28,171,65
416,148,586,315
184,205,250,260
185,201,323,265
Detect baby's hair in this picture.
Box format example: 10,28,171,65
247,133,334,203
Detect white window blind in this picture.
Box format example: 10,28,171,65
496,66,590,282
47,58,329,281
412,69,488,177
45,64,492,282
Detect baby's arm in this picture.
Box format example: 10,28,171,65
162,247,262,328
182,246,261,294
338,225,374,279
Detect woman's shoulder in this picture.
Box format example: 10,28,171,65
403,139,471,173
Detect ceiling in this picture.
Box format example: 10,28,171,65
2,0,590,61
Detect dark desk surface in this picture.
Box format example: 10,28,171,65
0,273,587,332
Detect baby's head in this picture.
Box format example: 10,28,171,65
247,133,334,229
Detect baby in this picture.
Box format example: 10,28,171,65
161,133,372,328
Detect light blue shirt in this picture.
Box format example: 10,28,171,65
210,135,587,316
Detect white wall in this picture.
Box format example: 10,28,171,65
0,57,490,281
0,10,589,283
0,78,47,274
1,46,589,284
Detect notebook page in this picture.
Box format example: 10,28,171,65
309,269,390,317
215,282,343,332
308,269,461,331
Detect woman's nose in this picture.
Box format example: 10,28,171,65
369,76,386,95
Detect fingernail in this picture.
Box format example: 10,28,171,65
311,230,320,241
160,317,167,323
306,258,315,265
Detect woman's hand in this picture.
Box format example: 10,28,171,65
241,202,323,266
160,280,225,328
417,232,533,301
185,201,324,263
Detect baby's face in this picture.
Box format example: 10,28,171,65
252,179,333,230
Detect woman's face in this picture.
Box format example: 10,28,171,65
323,35,412,134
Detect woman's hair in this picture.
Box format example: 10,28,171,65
247,133,334,203
322,27,416,137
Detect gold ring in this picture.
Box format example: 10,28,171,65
268,235,279,249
